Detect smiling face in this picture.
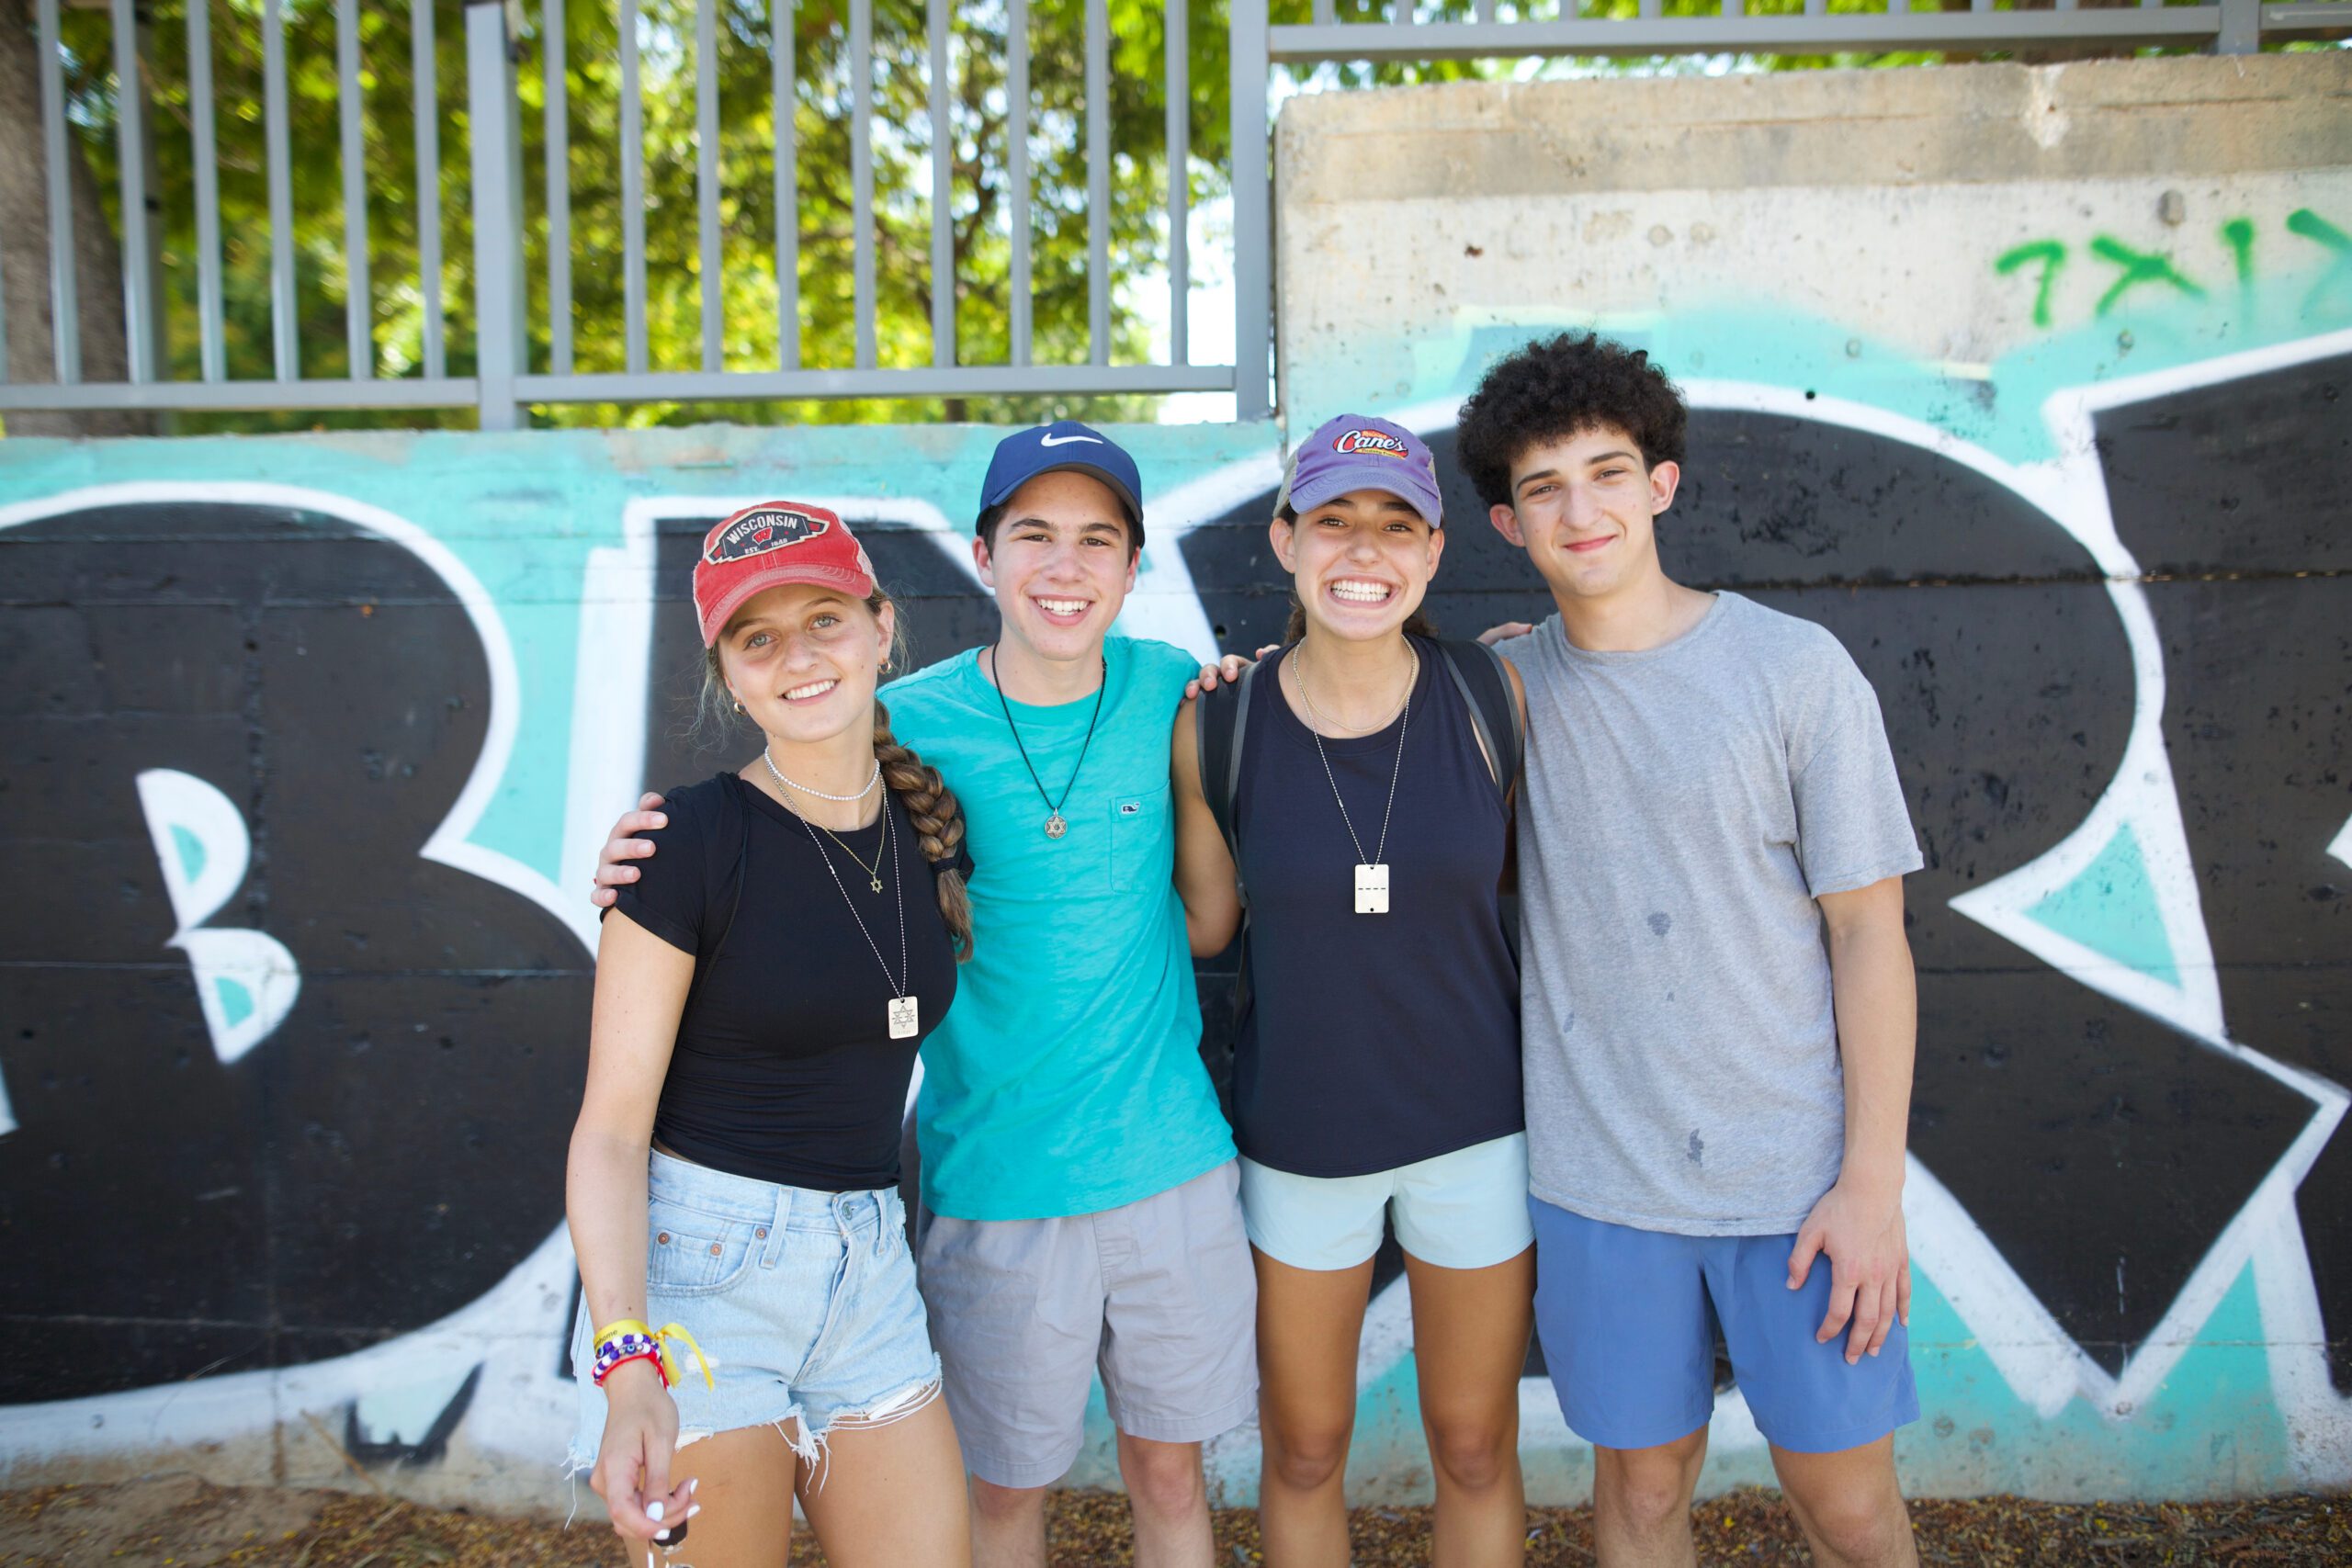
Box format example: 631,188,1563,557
972,469,1139,665
1487,423,1680,604
716,582,896,746
1272,489,1444,644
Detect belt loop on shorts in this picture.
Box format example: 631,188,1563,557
759,1185,788,1269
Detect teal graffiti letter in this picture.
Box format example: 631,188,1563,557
1996,240,2068,329
2088,236,2205,317
2285,209,2352,317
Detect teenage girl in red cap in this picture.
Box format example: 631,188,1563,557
565,503,974,1566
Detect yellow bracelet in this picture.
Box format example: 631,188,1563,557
592,1317,715,1390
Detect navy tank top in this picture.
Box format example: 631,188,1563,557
1229,637,1522,1179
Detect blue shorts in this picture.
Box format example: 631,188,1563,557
1529,1198,1918,1455
1240,1133,1535,1271
567,1151,944,1477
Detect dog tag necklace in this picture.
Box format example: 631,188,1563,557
1296,645,1414,915
989,642,1108,840
787,791,918,1039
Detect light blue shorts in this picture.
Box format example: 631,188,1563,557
1238,1132,1535,1272
1530,1197,1918,1455
567,1151,943,1478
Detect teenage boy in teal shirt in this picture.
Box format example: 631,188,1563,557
594,424,1254,1568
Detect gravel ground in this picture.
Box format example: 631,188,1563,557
4,1478,2346,1566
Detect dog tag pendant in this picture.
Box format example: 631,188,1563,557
888,996,919,1039
1354,863,1390,915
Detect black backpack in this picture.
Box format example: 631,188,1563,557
1193,637,1523,909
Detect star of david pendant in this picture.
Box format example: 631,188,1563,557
869,875,883,894
888,996,919,1039
1045,812,1069,840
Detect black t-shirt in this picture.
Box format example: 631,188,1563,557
610,772,967,1191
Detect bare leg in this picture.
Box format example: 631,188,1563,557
610,1423,797,1568
969,1477,1050,1568
1402,1246,1533,1567
1590,1426,1708,1568
1253,1248,1375,1567
1117,1431,1214,1568
795,1394,971,1568
1769,1437,1918,1568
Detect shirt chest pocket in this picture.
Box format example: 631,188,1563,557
1107,783,1171,893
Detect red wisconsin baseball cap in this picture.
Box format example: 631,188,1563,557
693,501,878,646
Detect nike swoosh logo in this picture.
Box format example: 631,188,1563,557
1037,434,1103,447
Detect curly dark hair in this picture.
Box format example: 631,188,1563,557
1453,333,1689,511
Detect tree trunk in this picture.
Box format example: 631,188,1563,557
0,0,156,437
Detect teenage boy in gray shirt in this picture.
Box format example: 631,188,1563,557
1464,334,1925,1568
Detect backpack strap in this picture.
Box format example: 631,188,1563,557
1193,656,1264,906
1434,637,1524,802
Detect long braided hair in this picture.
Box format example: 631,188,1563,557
701,589,974,960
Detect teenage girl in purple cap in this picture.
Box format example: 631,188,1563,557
566,503,975,1566
1175,416,1534,1566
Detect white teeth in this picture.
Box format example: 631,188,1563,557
1329,581,1394,604
785,680,838,701
1035,598,1088,616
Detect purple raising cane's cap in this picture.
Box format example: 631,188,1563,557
1277,413,1445,526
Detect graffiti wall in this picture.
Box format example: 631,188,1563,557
0,50,2346,1512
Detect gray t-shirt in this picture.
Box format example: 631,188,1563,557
1505,592,1921,1236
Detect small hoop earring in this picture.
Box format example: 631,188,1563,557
732,699,746,715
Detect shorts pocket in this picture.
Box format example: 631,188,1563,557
1108,783,1171,893
645,1196,763,1297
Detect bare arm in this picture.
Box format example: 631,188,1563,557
1170,700,1244,956
1786,874,1917,1362
566,910,696,1540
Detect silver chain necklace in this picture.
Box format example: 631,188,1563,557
762,746,880,803
1295,644,1414,915
780,788,918,1039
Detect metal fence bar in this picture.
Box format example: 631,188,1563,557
1313,0,1334,26
37,0,79,385
0,378,481,412
109,0,154,382
620,0,648,375
852,0,876,369
413,0,446,379
546,0,572,376
929,0,954,368
1165,0,1189,368
1267,9,2226,58
2263,2,2352,32
1229,0,1270,419
1087,0,1109,367
466,0,524,427
775,0,799,370
336,0,370,379
515,364,1236,400
2218,0,2261,46
1008,0,1032,368
263,0,297,382
188,0,225,382
696,0,723,372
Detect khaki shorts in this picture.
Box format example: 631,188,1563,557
916,1160,1259,1488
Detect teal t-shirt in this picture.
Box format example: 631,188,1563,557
882,636,1235,1221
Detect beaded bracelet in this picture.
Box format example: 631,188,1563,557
592,1318,715,1390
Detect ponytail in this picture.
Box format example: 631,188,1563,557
873,700,975,961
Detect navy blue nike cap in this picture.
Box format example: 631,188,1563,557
980,421,1146,547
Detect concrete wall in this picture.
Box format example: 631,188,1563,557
1272,53,2352,1501
0,51,2345,1513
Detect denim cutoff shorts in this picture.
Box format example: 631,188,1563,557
567,1150,943,1480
